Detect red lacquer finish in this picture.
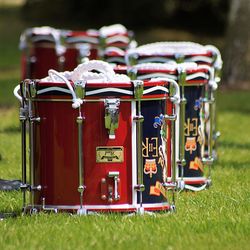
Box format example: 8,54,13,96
33,95,132,207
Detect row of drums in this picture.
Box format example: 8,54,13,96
15,24,222,214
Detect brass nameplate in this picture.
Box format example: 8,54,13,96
96,146,124,163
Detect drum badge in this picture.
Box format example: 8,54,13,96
194,98,202,111
190,157,204,172
144,159,157,178
185,137,197,154
153,114,164,128
150,181,168,199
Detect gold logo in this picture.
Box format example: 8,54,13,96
144,159,157,178
185,137,197,154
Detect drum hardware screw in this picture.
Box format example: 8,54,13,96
30,208,38,215
177,159,186,167
30,56,36,64
133,115,144,122
162,182,176,191
206,179,212,188
134,184,145,192
108,185,113,203
170,204,176,213
202,157,214,166
164,114,176,121
177,180,185,191
30,117,41,123
101,195,107,200
78,185,86,193
30,185,42,191
20,183,30,191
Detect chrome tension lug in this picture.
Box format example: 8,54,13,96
20,183,30,191
134,184,145,192
104,99,120,139
30,185,42,191
202,157,214,166
162,182,176,190
164,114,177,121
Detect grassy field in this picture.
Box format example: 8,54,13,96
0,6,249,250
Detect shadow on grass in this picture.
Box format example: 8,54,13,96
219,140,250,150
217,159,250,170
0,125,20,133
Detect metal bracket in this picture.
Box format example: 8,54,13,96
75,80,86,99
108,171,120,201
104,99,120,139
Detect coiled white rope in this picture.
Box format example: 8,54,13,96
48,69,83,109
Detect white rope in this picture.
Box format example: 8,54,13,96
71,60,130,83
184,183,208,192
48,69,83,109
13,85,22,103
99,24,127,36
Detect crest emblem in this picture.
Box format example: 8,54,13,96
185,137,197,154
144,159,157,178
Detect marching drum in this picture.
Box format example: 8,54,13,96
14,60,179,214
63,30,99,70
126,42,222,161
19,26,65,79
99,24,137,65
116,62,215,191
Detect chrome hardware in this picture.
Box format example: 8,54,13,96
164,114,176,121
177,180,185,190
41,198,58,213
127,67,138,80
30,185,42,191
101,178,107,200
133,80,145,213
202,156,214,166
75,80,86,99
178,70,187,179
134,184,145,191
76,111,86,214
162,182,176,190
108,171,120,201
28,80,37,98
175,53,184,63
104,99,120,139
20,183,30,191
30,117,41,123
133,80,144,99
108,185,113,203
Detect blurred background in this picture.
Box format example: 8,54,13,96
0,0,249,107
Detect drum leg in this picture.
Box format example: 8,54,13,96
19,82,29,210
76,108,87,216
178,70,187,183
133,81,145,214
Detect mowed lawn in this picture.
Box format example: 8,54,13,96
0,6,249,250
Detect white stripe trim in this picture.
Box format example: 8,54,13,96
37,87,71,95
86,87,133,96
186,56,213,64
143,86,169,95
138,57,175,64
106,35,130,44
138,73,177,81
66,36,99,44
107,57,126,64
186,72,209,81
26,202,170,210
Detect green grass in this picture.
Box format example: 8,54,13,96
0,92,249,250
0,6,249,250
